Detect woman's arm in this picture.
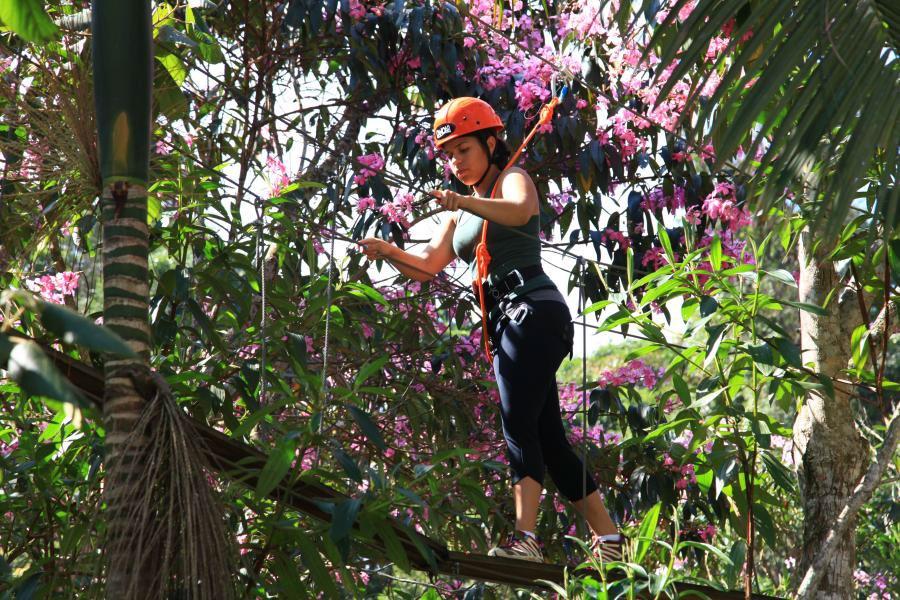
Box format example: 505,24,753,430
430,168,539,227
357,215,458,282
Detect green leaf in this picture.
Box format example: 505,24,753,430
0,333,12,365
330,496,362,544
231,398,294,439
676,541,733,566
780,299,829,316
699,295,719,317
715,456,740,499
374,518,411,572
347,404,387,452
39,303,137,357
760,450,797,497
634,502,661,563
294,531,341,598
156,52,187,86
643,418,694,443
763,269,798,288
354,355,389,389
268,550,306,597
0,0,59,43
583,299,613,315
658,226,675,264
672,373,691,404
6,340,86,407
772,336,803,368
255,434,297,499
709,235,723,270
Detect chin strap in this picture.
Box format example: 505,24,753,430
473,87,567,364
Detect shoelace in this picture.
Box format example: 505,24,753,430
500,531,543,552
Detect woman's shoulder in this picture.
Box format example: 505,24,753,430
500,165,531,178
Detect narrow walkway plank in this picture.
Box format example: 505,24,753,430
37,339,780,598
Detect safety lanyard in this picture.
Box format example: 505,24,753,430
473,89,566,363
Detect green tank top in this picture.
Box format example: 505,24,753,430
451,209,556,299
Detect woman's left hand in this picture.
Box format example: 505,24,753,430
430,189,468,212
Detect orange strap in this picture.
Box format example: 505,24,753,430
473,96,562,363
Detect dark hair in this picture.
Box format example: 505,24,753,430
472,129,512,170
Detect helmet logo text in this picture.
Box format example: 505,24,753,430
435,123,455,139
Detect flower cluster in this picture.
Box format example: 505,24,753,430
641,186,686,213
853,570,892,600
356,196,376,214
546,189,574,215
642,246,669,270
354,153,385,186
25,272,79,305
702,182,751,231
663,452,698,490
597,359,664,390
345,0,384,21
600,227,630,250
265,154,290,197
379,192,414,227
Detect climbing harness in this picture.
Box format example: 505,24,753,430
470,87,567,363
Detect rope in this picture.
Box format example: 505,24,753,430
318,161,345,439
579,257,588,506
257,184,268,406
474,89,566,363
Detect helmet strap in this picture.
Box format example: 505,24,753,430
471,134,498,194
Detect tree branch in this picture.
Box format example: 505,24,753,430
795,400,900,600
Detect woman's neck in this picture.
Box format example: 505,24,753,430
472,165,501,198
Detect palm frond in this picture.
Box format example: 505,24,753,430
645,0,899,240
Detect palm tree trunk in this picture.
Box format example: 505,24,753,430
91,1,154,597
793,230,869,598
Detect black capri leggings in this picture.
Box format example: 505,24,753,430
489,296,599,502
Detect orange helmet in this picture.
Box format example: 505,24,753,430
433,97,504,148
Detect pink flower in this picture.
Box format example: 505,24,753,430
356,196,376,214
361,322,374,339
25,272,80,304
576,98,588,110
597,359,664,390
354,153,385,186
641,186,685,213
600,228,630,250
514,80,551,113
347,0,366,19
699,524,716,542
154,135,171,155
265,154,290,197
642,246,666,270
546,190,573,215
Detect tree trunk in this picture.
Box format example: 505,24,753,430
91,1,155,597
792,230,869,598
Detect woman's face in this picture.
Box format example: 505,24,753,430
442,135,496,186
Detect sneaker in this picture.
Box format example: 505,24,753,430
487,530,544,563
590,533,625,563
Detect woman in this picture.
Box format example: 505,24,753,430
358,97,624,564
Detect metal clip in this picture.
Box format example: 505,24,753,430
507,303,531,326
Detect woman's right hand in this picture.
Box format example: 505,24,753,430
356,237,396,261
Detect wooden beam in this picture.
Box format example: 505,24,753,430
32,338,781,598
